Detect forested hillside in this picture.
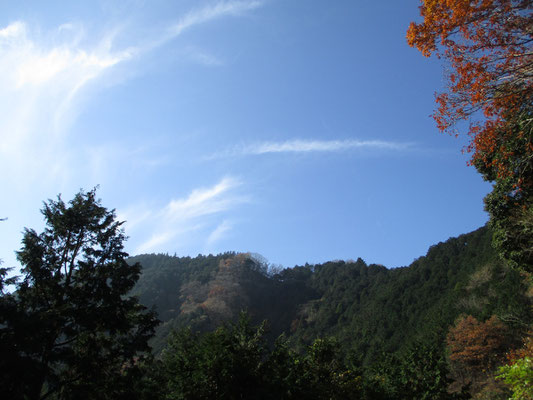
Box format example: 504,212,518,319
5,191,530,399
132,226,531,371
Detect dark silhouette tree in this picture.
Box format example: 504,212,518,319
0,189,158,400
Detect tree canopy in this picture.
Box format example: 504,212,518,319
407,0,533,182
0,189,158,400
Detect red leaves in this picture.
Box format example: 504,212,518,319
407,0,533,182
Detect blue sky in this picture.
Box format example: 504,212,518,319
0,0,491,272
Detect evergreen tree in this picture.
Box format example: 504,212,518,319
159,313,364,399
0,189,158,400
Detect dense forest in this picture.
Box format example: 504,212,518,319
127,225,531,398
130,226,523,357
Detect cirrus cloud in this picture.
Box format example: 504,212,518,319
209,138,414,159
122,177,249,254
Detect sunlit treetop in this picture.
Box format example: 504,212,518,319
407,0,533,181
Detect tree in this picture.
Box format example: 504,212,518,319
1,189,158,400
407,0,532,181
446,314,510,394
498,335,533,399
0,266,25,398
447,315,509,369
407,1,533,274
367,339,459,400
160,313,273,399
498,356,533,399
159,313,363,399
478,102,533,271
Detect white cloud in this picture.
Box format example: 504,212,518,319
0,1,264,189
212,138,413,158
15,46,124,88
206,220,233,247
164,177,242,221
0,21,131,93
116,204,153,232
0,20,135,192
0,20,24,38
135,232,174,254
167,1,263,38
129,177,248,254
184,46,224,66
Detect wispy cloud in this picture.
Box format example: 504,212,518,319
184,46,224,66
206,220,233,247
0,1,264,189
211,138,413,158
165,178,242,220
0,20,136,191
1,21,132,95
127,177,249,254
167,1,263,38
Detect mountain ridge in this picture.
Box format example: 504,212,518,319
130,225,531,361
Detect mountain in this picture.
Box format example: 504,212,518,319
130,226,531,361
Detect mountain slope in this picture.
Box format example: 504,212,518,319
131,226,531,360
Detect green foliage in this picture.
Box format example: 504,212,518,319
157,313,364,399
0,189,158,400
130,252,229,321
160,313,270,399
1,191,529,399
498,357,533,400
0,266,17,293
288,227,526,365
475,101,533,273
0,267,26,398
366,340,458,400
130,252,235,352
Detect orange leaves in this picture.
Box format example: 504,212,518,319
447,315,509,370
407,0,532,105
407,0,533,182
506,334,533,364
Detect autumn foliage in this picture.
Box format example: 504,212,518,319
407,0,533,182
506,332,533,359
447,315,509,370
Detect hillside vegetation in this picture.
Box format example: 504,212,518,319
130,226,531,398
3,191,531,399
